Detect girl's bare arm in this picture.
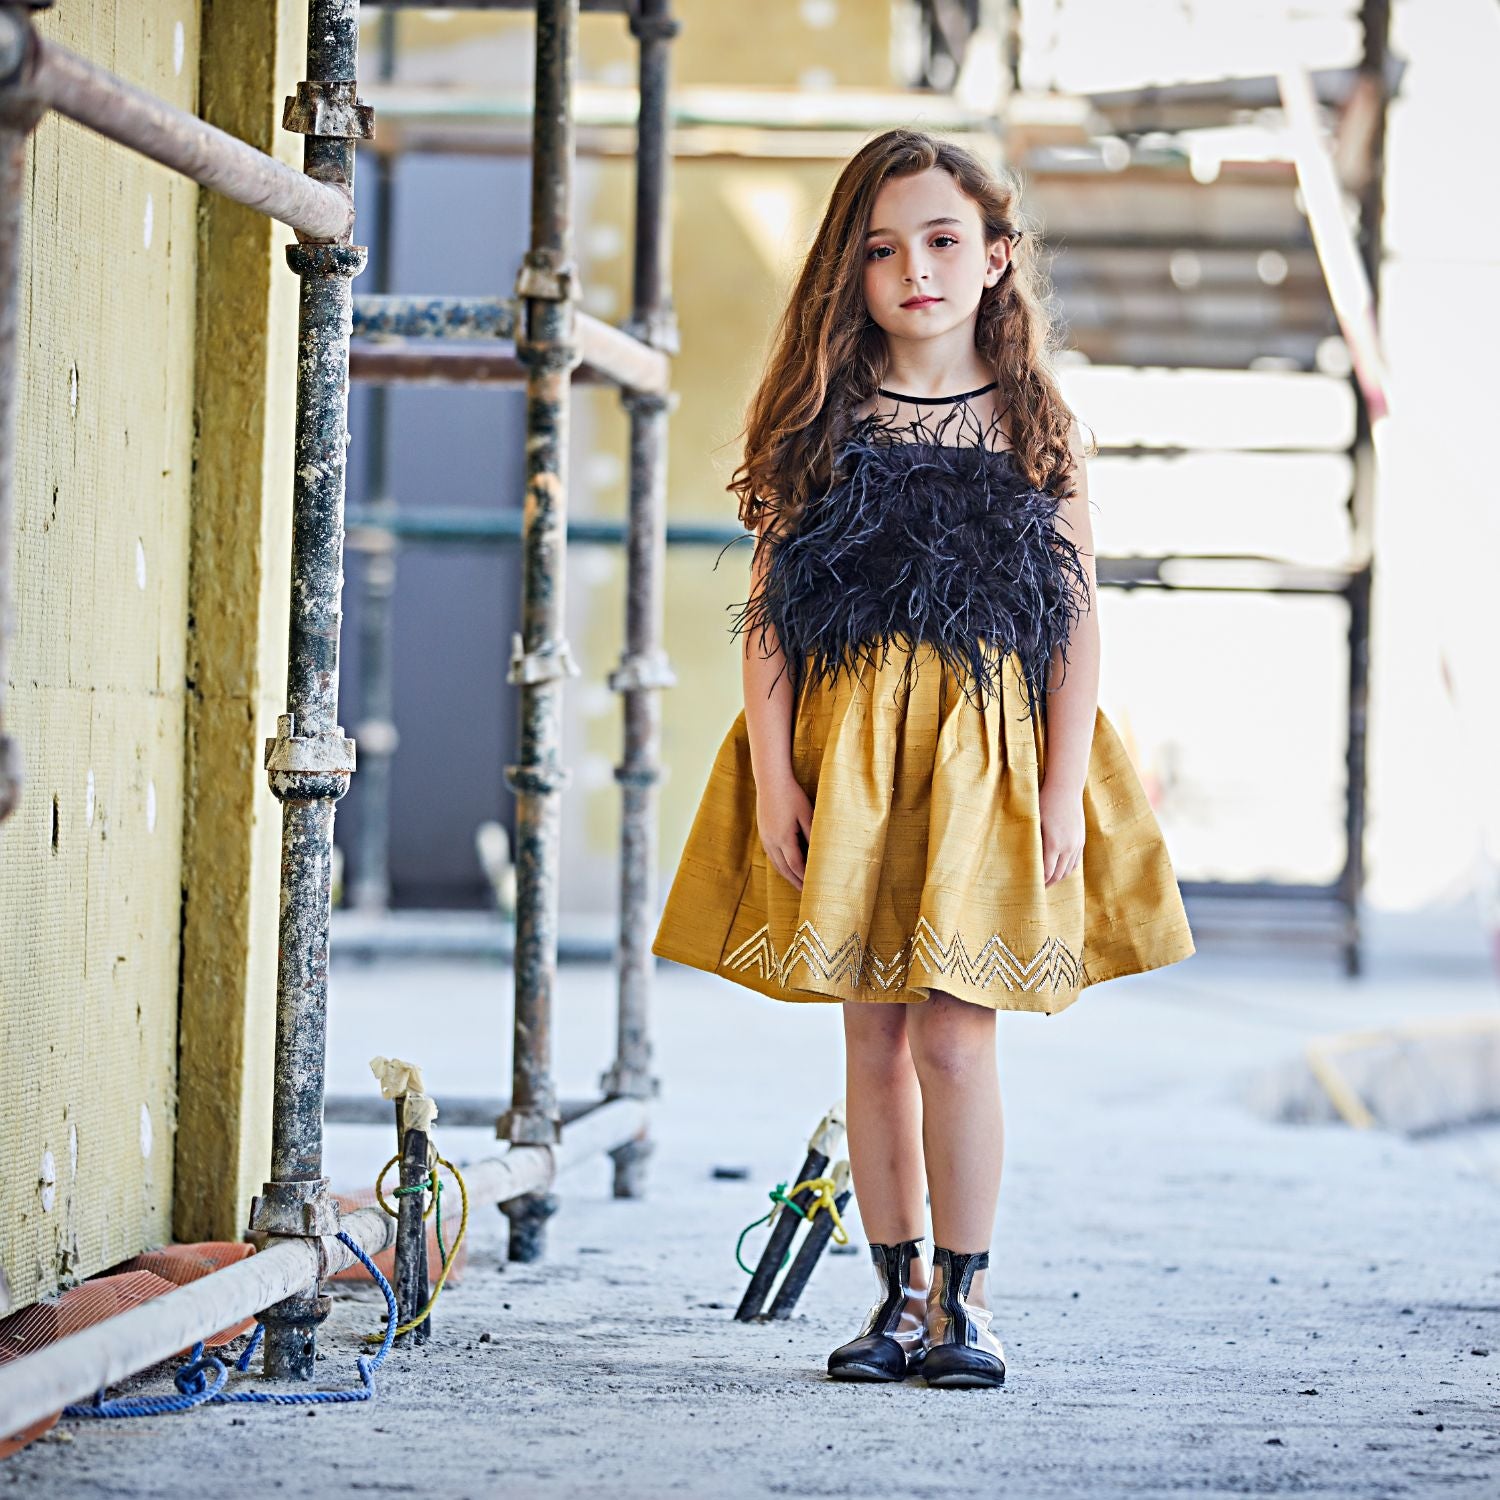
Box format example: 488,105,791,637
741,512,813,889
741,513,796,787
1038,420,1100,884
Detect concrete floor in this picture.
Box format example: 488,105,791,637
7,909,1500,1499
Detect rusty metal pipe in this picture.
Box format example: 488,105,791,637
349,297,669,393
600,0,678,1195
248,0,371,1380
0,11,352,241
496,0,582,1262
350,343,529,385
353,294,517,342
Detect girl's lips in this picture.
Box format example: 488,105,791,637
901,296,940,307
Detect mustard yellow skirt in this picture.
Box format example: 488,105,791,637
650,643,1196,1015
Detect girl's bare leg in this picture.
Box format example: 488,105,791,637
842,1001,929,1289
905,987,1004,1308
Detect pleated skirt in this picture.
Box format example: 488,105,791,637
650,641,1196,1015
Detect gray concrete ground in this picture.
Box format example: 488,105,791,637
8,909,1500,1498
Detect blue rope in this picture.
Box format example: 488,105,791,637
63,1230,397,1420
62,1347,230,1419
237,1320,264,1372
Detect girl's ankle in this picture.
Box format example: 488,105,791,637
929,1247,991,1311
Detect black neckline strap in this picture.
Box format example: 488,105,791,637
875,379,998,405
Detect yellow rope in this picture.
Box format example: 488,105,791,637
735,1174,851,1273
365,1154,470,1343
782,1176,851,1246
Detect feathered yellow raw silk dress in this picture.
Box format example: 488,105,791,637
651,385,1195,1016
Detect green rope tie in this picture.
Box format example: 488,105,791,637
734,1182,807,1275
393,1173,448,1265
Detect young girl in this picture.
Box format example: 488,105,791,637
650,129,1195,1389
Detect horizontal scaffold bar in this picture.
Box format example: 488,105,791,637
353,295,516,341
342,508,1360,594
349,291,1335,368
345,506,744,547
0,14,354,241
374,0,631,10
1179,880,1347,903
351,345,528,384
350,296,669,392
361,81,1002,136
325,1093,606,1128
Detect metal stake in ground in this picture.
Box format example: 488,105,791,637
248,0,372,1381
394,1094,433,1345
734,1103,847,1323
764,1159,852,1322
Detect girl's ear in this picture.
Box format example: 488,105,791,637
989,228,1022,284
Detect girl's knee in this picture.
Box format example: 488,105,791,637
907,990,994,1080
843,1000,910,1063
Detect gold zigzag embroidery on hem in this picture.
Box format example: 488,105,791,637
721,916,1083,997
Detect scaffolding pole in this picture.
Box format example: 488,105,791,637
598,0,677,1196
1276,0,1392,975
495,0,580,1262
351,10,400,914
246,0,372,1378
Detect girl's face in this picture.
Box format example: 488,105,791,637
861,167,1011,342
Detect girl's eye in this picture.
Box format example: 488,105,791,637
867,236,959,260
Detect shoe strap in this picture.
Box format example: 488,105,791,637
932,1246,990,1348
863,1239,926,1338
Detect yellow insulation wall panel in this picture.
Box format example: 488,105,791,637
0,4,200,1311
175,0,303,1243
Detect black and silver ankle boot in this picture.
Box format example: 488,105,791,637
826,1238,928,1382
920,1247,1006,1388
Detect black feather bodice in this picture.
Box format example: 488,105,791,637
725,397,1091,722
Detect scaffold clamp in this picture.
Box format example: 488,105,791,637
248,1177,343,1279
515,249,578,303
263,713,357,800
497,1105,562,1146
282,79,375,140
607,648,676,692
508,630,580,686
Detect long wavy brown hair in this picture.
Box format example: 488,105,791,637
728,129,1086,538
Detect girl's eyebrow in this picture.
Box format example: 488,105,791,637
864,216,963,239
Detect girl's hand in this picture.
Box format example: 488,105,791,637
1039,778,1085,888
757,773,814,892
